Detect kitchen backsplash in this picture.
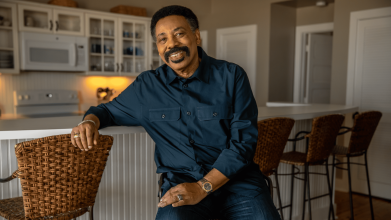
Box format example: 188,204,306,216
0,72,135,115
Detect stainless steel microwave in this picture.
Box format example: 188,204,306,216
19,32,88,71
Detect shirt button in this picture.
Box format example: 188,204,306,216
189,139,195,144
187,111,191,115
162,114,166,118
213,112,218,117
183,84,188,88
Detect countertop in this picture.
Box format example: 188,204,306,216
0,104,358,140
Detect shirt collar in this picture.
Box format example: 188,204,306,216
166,46,210,85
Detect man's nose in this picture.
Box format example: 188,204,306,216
166,36,180,50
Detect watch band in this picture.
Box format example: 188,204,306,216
199,177,213,195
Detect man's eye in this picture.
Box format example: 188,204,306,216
176,33,183,37
159,38,167,43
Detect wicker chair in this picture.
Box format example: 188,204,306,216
280,114,345,220
253,117,295,219
0,134,114,220
330,111,382,220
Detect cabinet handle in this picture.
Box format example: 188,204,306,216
116,63,119,72
49,20,53,30
121,63,124,72
56,21,59,31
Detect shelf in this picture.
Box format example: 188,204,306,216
90,34,102,38
103,36,115,40
123,55,134,58
90,53,102,56
0,47,13,51
135,56,145,59
103,53,115,57
122,37,134,41
135,39,144,42
0,26,13,30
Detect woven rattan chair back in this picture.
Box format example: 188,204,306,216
306,114,345,164
254,117,295,176
14,134,113,219
348,111,382,155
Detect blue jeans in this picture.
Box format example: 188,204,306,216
155,189,281,220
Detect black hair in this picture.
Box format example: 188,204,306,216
150,5,199,41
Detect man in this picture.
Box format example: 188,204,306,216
72,5,280,220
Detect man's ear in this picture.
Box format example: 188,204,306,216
195,29,201,46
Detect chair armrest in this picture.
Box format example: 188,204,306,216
0,170,18,183
338,126,352,135
288,131,311,142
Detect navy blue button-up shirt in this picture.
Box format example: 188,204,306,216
85,47,267,198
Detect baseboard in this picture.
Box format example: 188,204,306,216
289,203,337,220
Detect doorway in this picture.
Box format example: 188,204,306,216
293,23,334,103
216,25,257,94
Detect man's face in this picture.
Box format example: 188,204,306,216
155,15,201,72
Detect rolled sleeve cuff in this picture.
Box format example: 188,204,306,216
84,105,109,129
212,149,249,179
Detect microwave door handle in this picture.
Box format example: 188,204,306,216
70,43,76,67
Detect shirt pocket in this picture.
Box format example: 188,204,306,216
196,105,233,145
149,107,181,122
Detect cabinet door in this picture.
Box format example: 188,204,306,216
18,4,53,33
53,9,84,36
85,13,119,75
151,40,164,70
118,19,149,76
0,2,19,74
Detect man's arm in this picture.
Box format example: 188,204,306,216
71,82,141,151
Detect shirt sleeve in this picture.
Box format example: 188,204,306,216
83,82,141,129
212,65,258,179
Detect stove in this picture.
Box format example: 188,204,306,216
13,90,84,118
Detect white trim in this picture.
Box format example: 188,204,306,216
216,24,257,93
200,30,208,53
293,23,334,103
346,7,391,105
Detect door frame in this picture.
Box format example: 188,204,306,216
216,24,257,93
293,23,334,103
346,7,391,105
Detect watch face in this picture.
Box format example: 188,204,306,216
203,182,212,192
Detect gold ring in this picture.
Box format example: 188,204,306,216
74,133,80,138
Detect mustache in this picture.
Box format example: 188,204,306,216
164,46,190,63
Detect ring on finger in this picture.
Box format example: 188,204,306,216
74,133,80,138
177,194,183,202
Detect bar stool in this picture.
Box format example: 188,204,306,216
280,114,345,220
331,111,382,220
253,117,295,220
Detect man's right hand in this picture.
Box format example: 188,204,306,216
71,114,100,151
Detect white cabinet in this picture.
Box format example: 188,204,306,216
118,18,149,76
0,2,19,74
18,4,84,36
151,41,164,70
86,13,150,76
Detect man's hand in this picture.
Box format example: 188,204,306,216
158,182,207,208
71,114,100,151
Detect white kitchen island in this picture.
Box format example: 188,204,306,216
0,104,358,220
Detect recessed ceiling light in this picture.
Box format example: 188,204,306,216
316,0,328,7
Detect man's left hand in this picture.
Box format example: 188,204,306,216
158,182,207,208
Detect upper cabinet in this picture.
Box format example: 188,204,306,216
85,13,150,76
0,2,19,74
118,18,149,76
18,4,84,36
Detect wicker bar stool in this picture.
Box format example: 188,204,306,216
0,134,114,220
253,117,295,219
280,114,345,220
330,111,382,220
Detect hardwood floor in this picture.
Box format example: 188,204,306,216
335,191,391,220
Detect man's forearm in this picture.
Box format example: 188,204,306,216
83,114,100,129
197,168,229,195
